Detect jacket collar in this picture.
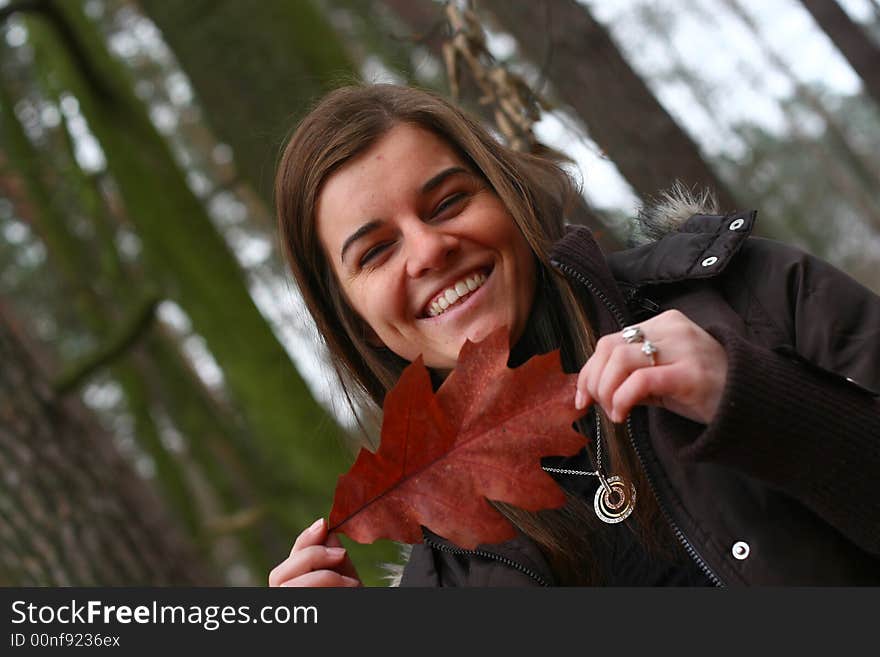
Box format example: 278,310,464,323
607,211,757,287
551,211,756,288
549,211,756,335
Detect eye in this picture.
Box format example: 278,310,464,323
431,192,467,219
359,242,392,267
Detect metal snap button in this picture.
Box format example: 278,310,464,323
732,541,750,560
729,218,745,230
701,256,718,267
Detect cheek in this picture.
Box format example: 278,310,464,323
497,217,534,274
346,287,379,330
345,276,401,339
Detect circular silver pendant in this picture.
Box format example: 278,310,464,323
594,475,636,524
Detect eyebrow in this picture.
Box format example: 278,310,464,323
421,166,468,194
339,166,470,263
340,219,383,263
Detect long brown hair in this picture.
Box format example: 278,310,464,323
275,84,669,585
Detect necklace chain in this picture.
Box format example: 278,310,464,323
542,409,603,478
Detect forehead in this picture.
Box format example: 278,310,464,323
315,124,466,243
329,124,461,189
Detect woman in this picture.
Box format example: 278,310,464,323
268,84,880,587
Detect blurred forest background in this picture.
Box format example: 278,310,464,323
1,0,878,587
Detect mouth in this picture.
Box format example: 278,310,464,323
420,267,492,319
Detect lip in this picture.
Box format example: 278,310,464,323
417,265,493,320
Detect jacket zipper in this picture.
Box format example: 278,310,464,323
423,535,551,587
551,258,725,587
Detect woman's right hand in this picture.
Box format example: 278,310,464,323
268,518,362,587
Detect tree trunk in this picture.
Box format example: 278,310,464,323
137,0,355,208
799,0,880,107
128,0,407,583
16,0,352,502
0,303,210,585
3,0,396,580
479,0,739,210
1,66,294,579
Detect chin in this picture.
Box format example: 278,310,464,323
465,327,491,345
463,320,506,350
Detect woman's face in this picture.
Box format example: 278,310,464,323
315,123,536,371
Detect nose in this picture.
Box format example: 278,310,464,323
404,221,459,278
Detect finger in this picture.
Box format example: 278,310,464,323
269,545,347,587
596,343,655,419
280,570,361,588
580,334,617,407
325,532,362,580
291,517,327,553
268,545,347,587
575,361,593,410
609,365,679,423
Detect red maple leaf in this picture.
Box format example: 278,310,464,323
328,327,588,549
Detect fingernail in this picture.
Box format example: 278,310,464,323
326,547,346,558
308,517,324,533
575,390,585,410
342,576,360,587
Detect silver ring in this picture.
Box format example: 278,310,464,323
641,340,658,366
622,325,644,344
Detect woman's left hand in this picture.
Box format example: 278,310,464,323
576,309,728,425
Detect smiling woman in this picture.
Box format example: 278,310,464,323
270,83,880,587
315,124,535,371
275,84,583,406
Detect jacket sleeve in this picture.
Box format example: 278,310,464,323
683,237,880,557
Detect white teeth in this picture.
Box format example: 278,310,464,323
425,271,488,318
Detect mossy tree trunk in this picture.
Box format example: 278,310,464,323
0,304,211,585
1,75,284,579
17,0,351,501
133,0,401,580
137,0,355,207
1,0,398,584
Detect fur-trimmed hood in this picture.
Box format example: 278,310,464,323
629,182,720,246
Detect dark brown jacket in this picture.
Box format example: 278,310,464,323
400,211,880,586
